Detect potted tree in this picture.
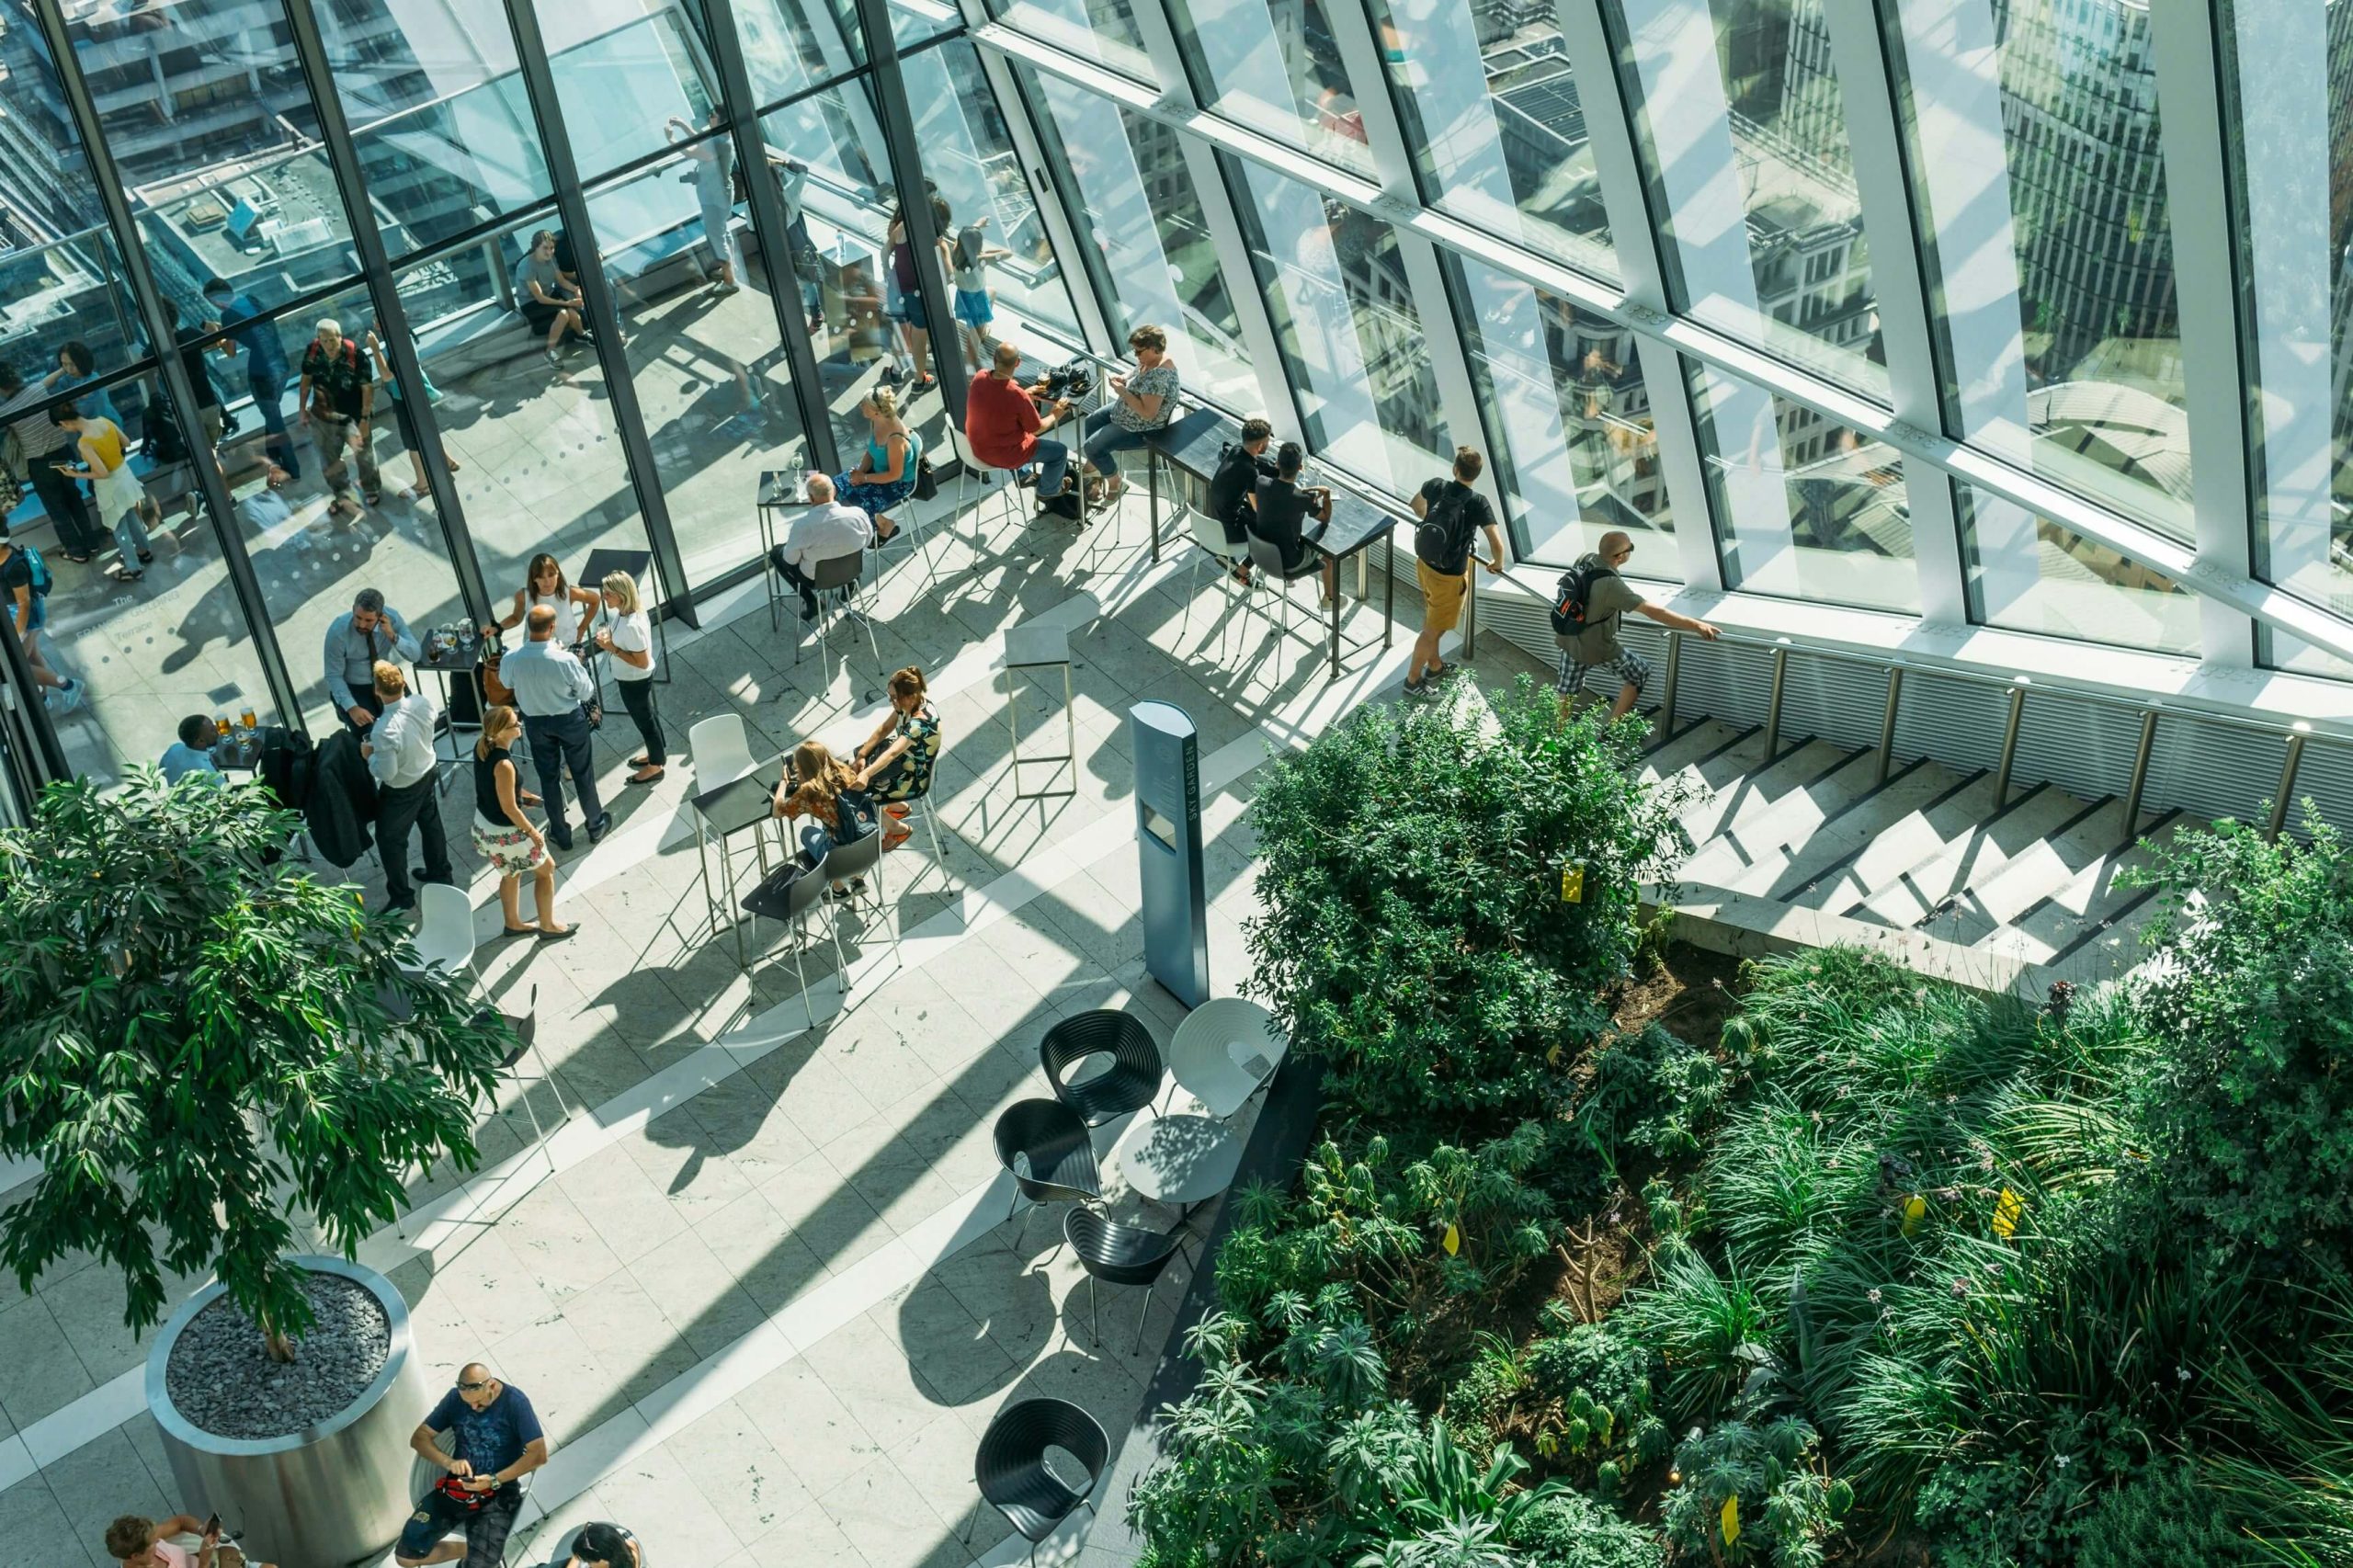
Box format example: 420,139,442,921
0,770,513,1568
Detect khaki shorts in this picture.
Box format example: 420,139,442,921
1415,559,1469,632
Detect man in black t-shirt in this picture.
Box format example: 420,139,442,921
1207,417,1277,571
1406,445,1506,693
1245,441,1336,603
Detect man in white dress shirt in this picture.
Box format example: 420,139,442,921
362,661,451,912
767,472,873,620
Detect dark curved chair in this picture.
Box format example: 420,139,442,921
972,1397,1109,1565
1064,1206,1188,1355
994,1097,1102,1249
1040,1009,1164,1126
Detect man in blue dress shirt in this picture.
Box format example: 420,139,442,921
500,604,609,850
158,715,224,786
323,586,419,733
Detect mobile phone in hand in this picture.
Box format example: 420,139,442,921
202,1514,220,1537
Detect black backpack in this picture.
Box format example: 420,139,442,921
1414,485,1473,569
1550,561,1618,643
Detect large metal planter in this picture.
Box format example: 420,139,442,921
146,1256,431,1568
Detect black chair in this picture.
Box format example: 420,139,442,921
972,1397,1110,1566
994,1098,1102,1249
1040,1009,1164,1126
1064,1207,1188,1355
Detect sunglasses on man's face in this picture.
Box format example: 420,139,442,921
458,1379,493,1392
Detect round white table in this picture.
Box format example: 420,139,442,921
1166,997,1288,1119
1111,1113,1243,1217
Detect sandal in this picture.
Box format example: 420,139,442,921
628,766,665,785
519,791,542,807
881,826,913,850
362,489,382,506
499,924,536,938
61,551,92,564
136,550,153,563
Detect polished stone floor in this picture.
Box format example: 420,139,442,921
0,466,1547,1568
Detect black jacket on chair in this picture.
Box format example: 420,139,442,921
303,729,381,868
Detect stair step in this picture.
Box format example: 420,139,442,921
1670,735,1855,847
1682,750,1915,892
1729,760,1978,902
1847,784,2099,929
1638,719,1750,784
1926,797,2139,945
1782,773,2007,913
1980,814,2191,966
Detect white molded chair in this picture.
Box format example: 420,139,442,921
1180,506,1252,660
1164,997,1290,1119
948,423,1026,545
407,883,478,978
688,713,758,788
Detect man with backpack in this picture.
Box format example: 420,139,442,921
297,318,380,518
1552,529,1719,722
0,525,83,711
1406,446,1506,694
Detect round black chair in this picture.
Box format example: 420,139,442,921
972,1397,1110,1566
1064,1206,1188,1355
1040,1008,1164,1126
994,1097,1102,1249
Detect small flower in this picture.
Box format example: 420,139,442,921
1978,1153,1995,1172
1809,1109,1824,1127
1949,1278,1970,1299
2053,1454,2072,1471
1608,1209,1622,1225
1944,1093,1959,1104
1937,1187,1960,1201
2177,1366,2193,1383
1985,1262,2003,1280
1867,1288,1882,1304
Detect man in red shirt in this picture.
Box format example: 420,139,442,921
964,340,1074,505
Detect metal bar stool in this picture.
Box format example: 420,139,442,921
1003,619,1076,801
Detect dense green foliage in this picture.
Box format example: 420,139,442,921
1134,686,2353,1567
0,772,507,1350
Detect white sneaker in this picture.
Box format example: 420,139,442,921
49,678,84,714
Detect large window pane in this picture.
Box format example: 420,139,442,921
585,154,810,591
396,228,660,623
735,0,867,107
316,0,553,255
1606,0,1885,396
1688,358,1915,612
1367,0,1614,277
65,0,362,316
1024,71,1256,413
1885,0,2191,541
4,374,282,787
990,0,1154,85
1167,0,1378,177
1229,158,1449,494
1957,480,2195,653
1452,257,1668,566
2219,0,2353,635
537,0,721,180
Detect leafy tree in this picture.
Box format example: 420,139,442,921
0,773,508,1358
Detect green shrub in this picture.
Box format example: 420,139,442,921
1915,1449,2255,1568
1505,1488,1665,1568
1663,1416,1849,1568
1577,1021,1731,1164
1243,677,1692,1131
1620,1245,1776,1423
2125,816,2353,1274
1438,1320,1668,1490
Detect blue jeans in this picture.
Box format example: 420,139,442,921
249,364,296,476
1031,437,1069,496
523,706,604,846
1084,423,1154,475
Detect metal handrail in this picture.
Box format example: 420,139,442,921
1652,626,2325,846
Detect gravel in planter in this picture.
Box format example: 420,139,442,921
165,1273,392,1440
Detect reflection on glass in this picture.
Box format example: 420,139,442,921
2219,0,2353,640
1452,257,1667,566
584,153,809,591
0,227,147,396
991,0,1154,84
316,0,553,255
537,0,720,177
1168,0,1378,176
1368,0,1613,275
735,0,867,106
1688,358,1915,612
392,231,656,630
63,0,361,317
202,283,471,735
1228,158,1449,494
1957,480,2195,653
885,0,964,51
1025,70,1255,413
1607,0,1884,395
3,373,279,786
1885,0,2189,540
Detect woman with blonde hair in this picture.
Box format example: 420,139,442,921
851,665,940,850
473,703,572,938
772,738,879,896
833,386,920,544
594,569,663,784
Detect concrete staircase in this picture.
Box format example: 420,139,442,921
1641,717,2190,995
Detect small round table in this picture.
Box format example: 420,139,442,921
1166,997,1288,1119
1111,1113,1242,1221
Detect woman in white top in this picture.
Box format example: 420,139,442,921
594,569,663,784
484,551,597,644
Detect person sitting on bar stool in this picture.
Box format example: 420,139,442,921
558,1521,643,1568
1245,442,1336,607
964,339,1075,506
851,664,940,851
767,472,872,621
773,739,878,899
